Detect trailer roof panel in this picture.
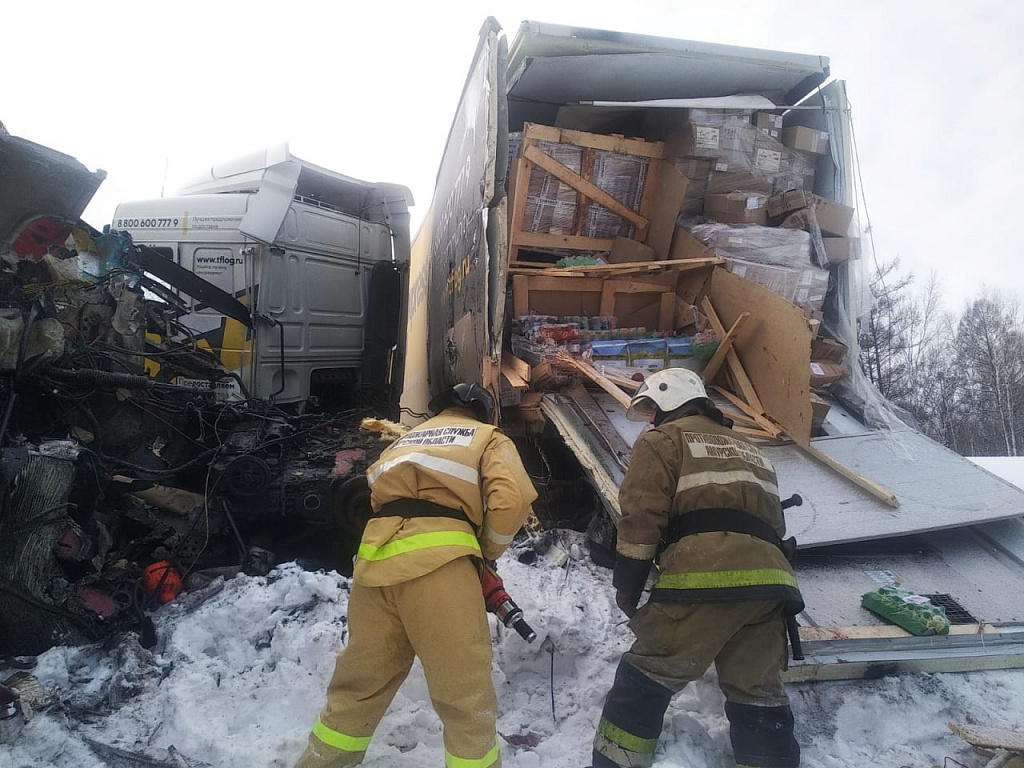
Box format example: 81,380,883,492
506,21,830,128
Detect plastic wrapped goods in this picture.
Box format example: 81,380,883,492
861,585,951,636
689,222,812,270
518,139,649,242
725,258,829,311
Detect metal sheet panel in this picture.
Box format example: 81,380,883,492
506,22,829,130
0,134,105,251
794,526,1024,627
770,428,1024,547
543,393,1024,546
424,20,502,394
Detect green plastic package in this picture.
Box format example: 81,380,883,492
861,585,951,636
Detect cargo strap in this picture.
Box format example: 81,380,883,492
661,508,796,561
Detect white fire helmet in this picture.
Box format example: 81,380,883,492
626,368,709,421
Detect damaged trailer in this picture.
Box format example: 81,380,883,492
406,19,1024,680
0,133,411,656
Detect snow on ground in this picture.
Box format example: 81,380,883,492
3,532,1024,768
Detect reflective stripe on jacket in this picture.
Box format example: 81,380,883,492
354,407,537,587
614,413,802,611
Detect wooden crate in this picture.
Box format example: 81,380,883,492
508,123,665,266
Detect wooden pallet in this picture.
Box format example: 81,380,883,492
508,123,665,267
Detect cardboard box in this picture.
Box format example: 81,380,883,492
810,391,831,433
767,188,809,219
725,258,829,310
672,157,713,217
810,194,855,237
811,337,848,364
706,169,772,196
753,112,784,138
668,227,717,261
695,223,812,270
665,110,757,159
703,192,769,226
609,237,657,264
673,157,713,182
783,126,830,155
809,360,849,389
822,237,858,265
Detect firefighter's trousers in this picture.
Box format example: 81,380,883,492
593,599,799,768
294,556,500,768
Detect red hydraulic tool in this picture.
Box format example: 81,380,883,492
481,561,536,642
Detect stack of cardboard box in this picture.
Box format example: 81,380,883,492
504,107,857,439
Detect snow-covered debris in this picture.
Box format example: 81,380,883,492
3,535,1024,767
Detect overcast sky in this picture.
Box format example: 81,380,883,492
5,0,1022,310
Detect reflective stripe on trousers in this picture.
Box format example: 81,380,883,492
445,738,500,767
356,530,481,561
655,568,798,591
312,717,370,753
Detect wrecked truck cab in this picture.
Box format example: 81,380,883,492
0,132,409,657
112,143,414,411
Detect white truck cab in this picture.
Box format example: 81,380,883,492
113,144,413,408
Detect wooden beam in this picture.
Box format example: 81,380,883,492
733,426,779,440
526,275,606,293
513,274,530,318
501,352,531,385
658,292,676,331
605,280,674,295
600,282,616,316
710,386,782,438
702,297,764,414
524,123,665,159
701,312,750,384
524,145,648,230
799,443,900,508
512,256,722,277
511,231,616,252
556,352,633,409
602,370,641,392
507,156,532,268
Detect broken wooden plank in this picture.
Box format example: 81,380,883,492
513,274,530,317
658,292,675,331
701,312,750,384
801,624,999,642
710,385,782,438
501,352,531,385
949,722,1024,753
516,257,722,276
524,123,665,158
800,442,900,508
555,352,633,409
600,369,642,393
733,426,780,441
701,297,764,414
523,144,648,231
511,231,616,253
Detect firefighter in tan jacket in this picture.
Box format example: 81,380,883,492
295,384,537,768
592,368,803,768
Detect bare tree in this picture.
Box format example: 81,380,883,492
954,293,1024,456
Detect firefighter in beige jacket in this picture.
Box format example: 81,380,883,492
295,384,537,768
592,368,803,768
